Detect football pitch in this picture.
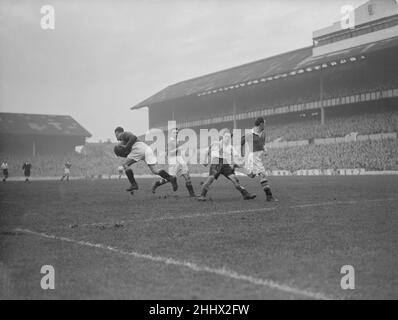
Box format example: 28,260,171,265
0,176,397,300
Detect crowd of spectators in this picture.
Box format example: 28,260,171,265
265,111,398,142
265,139,398,172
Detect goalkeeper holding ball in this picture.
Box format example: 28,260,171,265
114,126,178,193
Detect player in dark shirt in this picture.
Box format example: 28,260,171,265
22,161,32,183
241,117,277,202
114,126,178,193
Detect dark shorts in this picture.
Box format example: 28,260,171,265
3,169,8,176
209,159,235,180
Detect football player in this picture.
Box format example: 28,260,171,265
151,128,195,197
118,165,124,179
61,160,72,181
197,129,256,201
114,126,178,192
241,117,277,202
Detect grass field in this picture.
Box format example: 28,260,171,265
0,176,397,300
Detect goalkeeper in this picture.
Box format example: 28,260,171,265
114,126,178,193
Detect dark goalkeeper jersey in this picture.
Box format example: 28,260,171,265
117,131,138,150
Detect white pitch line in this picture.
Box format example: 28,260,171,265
14,228,334,300
146,197,398,222
74,197,397,228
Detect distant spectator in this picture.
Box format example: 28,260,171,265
22,160,32,183
1,160,9,182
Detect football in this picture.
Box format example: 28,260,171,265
114,144,129,158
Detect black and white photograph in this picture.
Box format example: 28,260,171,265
0,0,397,304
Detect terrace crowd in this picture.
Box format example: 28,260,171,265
265,111,398,142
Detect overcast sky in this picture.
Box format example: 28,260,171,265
0,0,366,142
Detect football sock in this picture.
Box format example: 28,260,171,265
261,179,273,196
125,168,138,186
236,185,249,196
186,181,195,197
200,186,209,197
264,187,273,197
158,170,172,181
153,179,167,189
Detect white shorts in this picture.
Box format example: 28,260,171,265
168,156,189,176
246,151,265,175
127,142,157,165
64,168,70,175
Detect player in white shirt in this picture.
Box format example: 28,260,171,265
197,129,256,201
118,165,124,179
151,128,195,197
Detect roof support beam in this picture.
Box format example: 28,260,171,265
232,95,237,129
320,71,325,126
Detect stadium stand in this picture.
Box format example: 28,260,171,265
133,36,398,133
0,113,91,155
152,63,398,127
